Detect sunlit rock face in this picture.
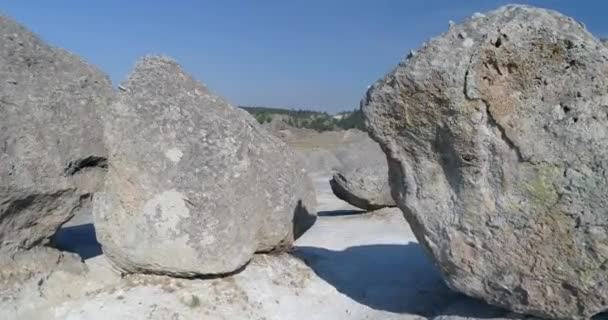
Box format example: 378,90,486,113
95,56,316,277
362,5,608,319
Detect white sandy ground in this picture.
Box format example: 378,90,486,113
2,173,542,320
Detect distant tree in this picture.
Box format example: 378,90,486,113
254,112,272,124
239,105,364,131
308,116,334,131
286,117,294,127
336,108,365,130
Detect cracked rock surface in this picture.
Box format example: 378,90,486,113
0,16,113,254
362,5,608,319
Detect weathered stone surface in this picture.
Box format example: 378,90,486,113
431,297,539,320
94,56,316,276
296,148,341,175
363,5,608,319
0,179,432,320
283,129,369,176
330,137,395,210
0,246,87,285
1,253,422,320
0,16,112,254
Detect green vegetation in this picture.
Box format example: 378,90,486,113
240,106,365,132
524,163,561,208
335,108,365,131
254,111,273,124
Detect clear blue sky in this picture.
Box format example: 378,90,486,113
2,1,607,112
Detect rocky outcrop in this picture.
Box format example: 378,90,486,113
0,195,438,320
329,137,395,210
363,5,608,319
1,253,422,320
0,16,113,254
94,56,316,277
0,247,89,307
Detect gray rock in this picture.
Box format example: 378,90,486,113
0,246,87,281
296,148,341,175
362,5,608,319
0,246,88,317
330,136,395,210
94,56,316,276
0,16,113,254
285,129,370,176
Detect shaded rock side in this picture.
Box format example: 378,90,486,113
0,16,113,254
362,5,608,319
94,56,316,276
330,136,395,210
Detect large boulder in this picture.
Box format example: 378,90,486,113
0,16,113,254
94,56,316,277
363,5,608,319
329,137,395,210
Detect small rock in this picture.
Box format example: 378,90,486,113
329,137,395,210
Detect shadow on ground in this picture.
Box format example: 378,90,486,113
292,243,456,316
53,223,102,260
292,243,550,318
317,209,367,217
293,199,318,239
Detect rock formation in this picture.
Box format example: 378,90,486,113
329,137,395,210
0,16,113,254
94,56,316,276
363,5,608,319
